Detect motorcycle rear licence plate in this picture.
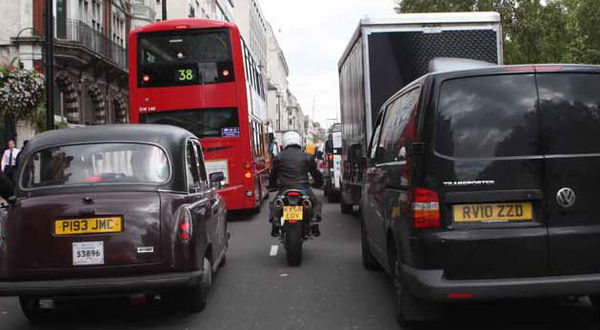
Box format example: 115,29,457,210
72,241,104,266
282,206,303,221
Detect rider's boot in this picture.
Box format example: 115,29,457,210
271,222,280,237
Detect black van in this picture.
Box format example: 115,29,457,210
361,64,600,325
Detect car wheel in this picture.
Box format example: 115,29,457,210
361,222,381,271
218,254,227,268
590,295,600,316
185,257,212,313
19,296,53,324
389,250,441,327
340,200,353,214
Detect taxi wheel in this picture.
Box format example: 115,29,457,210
590,295,600,316
19,296,52,324
185,257,212,313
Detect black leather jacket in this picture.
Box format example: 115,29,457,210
269,146,323,190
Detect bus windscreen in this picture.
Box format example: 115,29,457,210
138,29,234,88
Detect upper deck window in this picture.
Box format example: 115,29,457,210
138,28,234,88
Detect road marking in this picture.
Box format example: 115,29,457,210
269,245,279,256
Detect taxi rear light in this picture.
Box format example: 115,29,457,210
178,209,192,242
412,187,440,229
447,293,473,299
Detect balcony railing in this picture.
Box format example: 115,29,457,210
56,19,127,71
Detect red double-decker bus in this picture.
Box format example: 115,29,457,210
128,19,270,211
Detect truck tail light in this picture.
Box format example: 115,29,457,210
178,208,193,241
411,187,441,229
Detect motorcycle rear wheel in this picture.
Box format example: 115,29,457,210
285,224,303,266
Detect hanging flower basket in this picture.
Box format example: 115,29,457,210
0,67,45,119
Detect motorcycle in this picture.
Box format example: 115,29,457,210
271,189,316,266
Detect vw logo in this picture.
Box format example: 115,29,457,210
556,188,576,208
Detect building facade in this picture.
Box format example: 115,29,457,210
130,0,157,30
0,0,135,145
154,0,234,22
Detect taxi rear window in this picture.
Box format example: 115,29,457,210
435,74,539,158
21,143,169,189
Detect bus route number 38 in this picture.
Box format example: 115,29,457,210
177,69,195,82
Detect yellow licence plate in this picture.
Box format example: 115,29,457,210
453,203,533,223
282,206,303,221
55,217,123,235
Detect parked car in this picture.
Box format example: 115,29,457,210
0,124,228,323
361,64,600,326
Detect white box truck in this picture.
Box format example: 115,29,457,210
338,12,503,212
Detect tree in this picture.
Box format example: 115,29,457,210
395,0,600,65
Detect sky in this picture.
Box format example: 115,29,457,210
259,0,396,128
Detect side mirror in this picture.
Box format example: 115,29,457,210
6,195,16,205
209,172,225,189
408,142,425,157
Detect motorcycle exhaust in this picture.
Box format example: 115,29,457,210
274,198,284,209
302,198,312,209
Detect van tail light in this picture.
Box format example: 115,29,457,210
178,208,193,242
328,154,334,168
411,187,441,229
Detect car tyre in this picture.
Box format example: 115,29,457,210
590,295,600,316
19,296,53,324
185,257,212,313
361,222,381,271
327,191,340,203
218,254,227,268
389,248,441,327
340,200,353,214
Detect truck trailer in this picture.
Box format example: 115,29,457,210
337,12,503,212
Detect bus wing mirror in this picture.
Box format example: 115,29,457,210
408,142,425,157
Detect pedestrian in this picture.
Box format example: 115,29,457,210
1,140,20,184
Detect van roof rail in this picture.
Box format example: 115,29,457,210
428,57,497,73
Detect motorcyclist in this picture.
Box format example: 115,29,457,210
269,131,323,237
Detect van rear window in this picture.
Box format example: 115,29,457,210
436,74,539,158
538,73,600,154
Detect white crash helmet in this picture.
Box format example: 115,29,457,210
282,131,303,149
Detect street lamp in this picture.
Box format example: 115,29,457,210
45,0,55,131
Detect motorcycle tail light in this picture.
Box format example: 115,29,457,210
178,208,193,241
411,187,441,229
286,191,301,197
